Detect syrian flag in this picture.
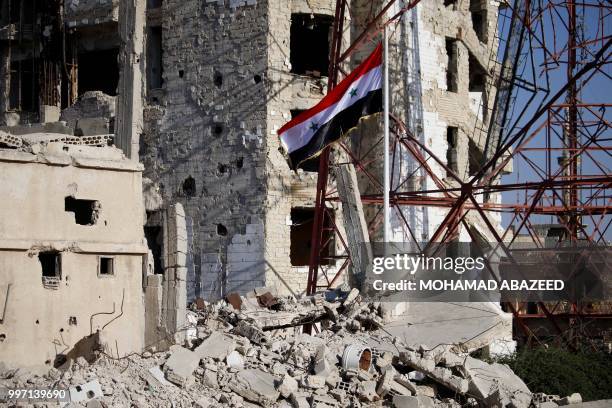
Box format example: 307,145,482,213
278,43,383,170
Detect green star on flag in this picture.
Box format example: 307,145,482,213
349,88,358,97
310,122,319,131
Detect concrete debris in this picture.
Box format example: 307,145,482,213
163,345,199,387
195,331,236,360
228,368,280,405
460,356,532,408
0,289,584,407
558,393,583,406
68,379,103,403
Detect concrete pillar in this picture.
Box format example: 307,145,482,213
115,0,146,160
333,149,372,288
162,203,188,343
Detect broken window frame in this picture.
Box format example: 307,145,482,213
290,207,334,267
445,38,458,93
289,13,333,78
470,0,488,44
39,251,61,289
65,196,100,226
446,126,459,176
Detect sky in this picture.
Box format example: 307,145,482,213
493,1,611,242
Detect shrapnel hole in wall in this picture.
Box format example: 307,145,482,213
214,71,223,88
213,123,224,136
290,208,333,266
445,38,458,93
290,14,333,77
182,176,196,197
65,197,100,225
217,224,228,236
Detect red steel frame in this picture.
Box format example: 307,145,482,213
306,0,611,346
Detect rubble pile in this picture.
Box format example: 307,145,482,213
0,289,586,407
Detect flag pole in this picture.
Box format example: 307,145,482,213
383,25,390,243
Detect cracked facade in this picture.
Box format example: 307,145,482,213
0,0,507,367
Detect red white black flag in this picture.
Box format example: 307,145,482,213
278,44,383,170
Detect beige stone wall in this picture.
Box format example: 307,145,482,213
0,251,144,369
0,145,147,369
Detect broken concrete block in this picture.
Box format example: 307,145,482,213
415,385,436,398
343,288,360,306
357,380,378,402
408,371,425,381
194,396,215,408
195,332,236,360
226,350,244,369
558,393,582,406
276,373,298,398
146,365,173,388
228,368,280,405
290,392,310,408
377,364,397,397
233,320,270,345
69,380,103,403
393,395,435,408
461,357,531,408
163,346,199,387
394,374,418,394
202,368,218,388
303,374,326,389
311,394,339,407
313,345,331,376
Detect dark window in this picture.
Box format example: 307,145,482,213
147,0,162,8
469,52,486,92
446,126,458,176
290,14,333,77
445,38,458,93
144,225,163,274
443,0,457,6
78,48,119,96
65,197,99,225
39,252,61,277
9,59,38,112
99,257,114,276
147,27,163,90
290,208,333,266
470,0,487,43
182,176,196,197
468,139,483,175
39,252,61,289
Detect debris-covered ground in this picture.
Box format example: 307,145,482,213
0,288,595,407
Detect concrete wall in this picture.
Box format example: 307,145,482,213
141,0,345,300
0,144,147,369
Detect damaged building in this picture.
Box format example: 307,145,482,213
0,0,510,369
